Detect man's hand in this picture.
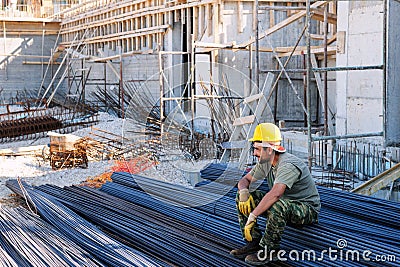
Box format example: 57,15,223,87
238,189,255,215
244,212,258,241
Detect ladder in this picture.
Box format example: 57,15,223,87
220,72,275,169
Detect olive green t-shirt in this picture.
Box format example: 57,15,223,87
250,152,321,212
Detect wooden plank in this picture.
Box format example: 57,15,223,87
286,2,292,17
311,54,334,135
310,34,325,40
336,31,346,54
218,0,223,27
239,1,327,48
278,45,336,57
206,4,212,37
198,5,203,37
233,115,255,126
237,1,243,33
311,10,337,25
244,93,263,104
193,6,198,40
213,3,219,59
23,61,61,65
351,163,400,196
267,2,275,28
252,0,256,31
0,145,46,156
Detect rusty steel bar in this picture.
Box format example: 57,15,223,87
0,107,99,143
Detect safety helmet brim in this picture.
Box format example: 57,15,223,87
253,141,286,153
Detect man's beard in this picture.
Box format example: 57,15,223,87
258,156,269,164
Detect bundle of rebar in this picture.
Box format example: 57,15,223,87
5,164,400,266
36,184,250,267
109,172,238,207
99,181,245,244
102,170,400,267
199,164,400,263
6,181,162,267
0,206,102,267
92,81,157,124
0,107,98,142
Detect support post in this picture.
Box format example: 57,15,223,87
323,3,329,167
158,52,164,135
120,55,124,118
255,0,260,90
306,0,312,169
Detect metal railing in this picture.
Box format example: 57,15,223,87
311,137,399,193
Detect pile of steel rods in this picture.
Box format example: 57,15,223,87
109,172,237,208
199,164,400,265
6,181,162,267
100,182,244,243
105,169,400,267
0,206,102,267
0,106,98,143
28,184,249,267
5,161,400,266
99,178,330,266
199,163,248,181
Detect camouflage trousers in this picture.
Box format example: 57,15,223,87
235,190,318,251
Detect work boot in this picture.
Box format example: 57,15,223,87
230,239,261,259
245,250,278,266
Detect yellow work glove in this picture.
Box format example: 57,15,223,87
238,189,255,215
244,212,258,242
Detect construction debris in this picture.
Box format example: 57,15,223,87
79,172,113,188
48,132,88,170
0,145,46,157
80,155,158,188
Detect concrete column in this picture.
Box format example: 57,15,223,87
386,0,400,145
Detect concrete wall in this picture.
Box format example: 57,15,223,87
0,34,58,104
336,1,384,136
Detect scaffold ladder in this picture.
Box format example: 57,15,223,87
220,72,275,169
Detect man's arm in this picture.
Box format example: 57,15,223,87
238,172,256,190
242,182,287,242
251,183,286,216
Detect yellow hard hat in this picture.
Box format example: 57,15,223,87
249,123,286,152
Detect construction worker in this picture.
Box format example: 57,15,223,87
230,123,320,265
